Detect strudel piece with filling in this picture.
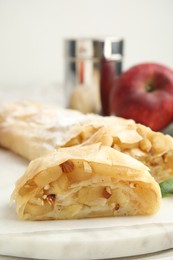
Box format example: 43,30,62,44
11,143,161,220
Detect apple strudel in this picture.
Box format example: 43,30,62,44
11,143,161,220
0,101,173,183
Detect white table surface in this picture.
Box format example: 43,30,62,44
0,83,65,107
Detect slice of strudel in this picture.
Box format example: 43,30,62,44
11,143,161,220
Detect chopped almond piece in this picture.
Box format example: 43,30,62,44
103,187,112,199
47,194,56,205
114,203,120,211
60,160,74,173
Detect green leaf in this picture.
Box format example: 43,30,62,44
159,179,173,197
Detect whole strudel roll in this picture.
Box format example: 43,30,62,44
11,143,161,220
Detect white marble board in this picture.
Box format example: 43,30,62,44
1,148,173,260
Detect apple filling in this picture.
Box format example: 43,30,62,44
63,126,97,147
111,126,173,183
18,159,159,220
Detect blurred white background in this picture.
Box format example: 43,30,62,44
0,0,172,89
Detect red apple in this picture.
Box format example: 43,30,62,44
109,63,173,131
